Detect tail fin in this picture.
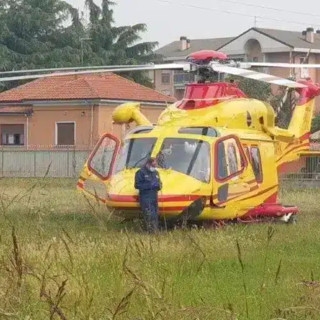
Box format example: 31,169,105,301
287,80,320,138
277,80,320,169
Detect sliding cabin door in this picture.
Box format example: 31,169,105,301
211,135,258,220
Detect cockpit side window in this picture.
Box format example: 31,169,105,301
88,133,120,180
114,138,157,173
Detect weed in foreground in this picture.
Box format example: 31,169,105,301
0,179,319,319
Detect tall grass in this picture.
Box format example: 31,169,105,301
0,178,319,319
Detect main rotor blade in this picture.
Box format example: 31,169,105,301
0,64,149,76
0,64,190,82
240,62,320,69
211,64,307,88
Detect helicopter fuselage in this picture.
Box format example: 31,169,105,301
77,80,320,222
78,81,319,221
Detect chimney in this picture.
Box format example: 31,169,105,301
187,39,191,50
305,27,315,43
180,36,188,51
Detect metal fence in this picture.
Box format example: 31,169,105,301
0,146,91,178
1,144,320,180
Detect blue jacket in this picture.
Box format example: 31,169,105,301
135,167,162,193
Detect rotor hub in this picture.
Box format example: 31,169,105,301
187,50,229,65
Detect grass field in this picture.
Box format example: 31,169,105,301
0,178,320,319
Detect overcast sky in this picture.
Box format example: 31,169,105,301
66,0,320,47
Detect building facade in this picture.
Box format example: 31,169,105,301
155,27,320,110
0,74,175,149
154,28,320,175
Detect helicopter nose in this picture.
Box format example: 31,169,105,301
106,169,209,217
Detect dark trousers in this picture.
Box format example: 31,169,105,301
139,191,159,233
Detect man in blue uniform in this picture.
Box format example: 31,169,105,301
135,158,162,233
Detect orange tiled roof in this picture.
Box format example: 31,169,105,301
0,73,176,104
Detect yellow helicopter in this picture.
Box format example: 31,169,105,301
1,50,320,223
77,50,320,224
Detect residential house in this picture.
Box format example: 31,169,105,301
155,27,320,109
155,27,320,175
0,74,175,149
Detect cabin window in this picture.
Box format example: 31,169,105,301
250,147,263,182
216,137,245,180
158,138,210,183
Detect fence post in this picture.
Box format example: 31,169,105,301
1,146,3,178
67,146,70,177
33,151,36,177
72,148,76,178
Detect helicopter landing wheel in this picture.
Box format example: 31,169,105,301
279,213,298,224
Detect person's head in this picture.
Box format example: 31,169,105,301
146,157,157,171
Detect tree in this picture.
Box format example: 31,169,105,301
0,0,85,90
83,0,158,86
0,0,158,91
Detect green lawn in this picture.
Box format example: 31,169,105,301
0,178,320,319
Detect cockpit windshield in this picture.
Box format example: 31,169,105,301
159,138,210,183
115,137,210,183
115,138,156,173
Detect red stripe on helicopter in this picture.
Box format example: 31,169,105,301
281,141,309,154
79,179,258,205
240,185,278,202
283,134,310,151
113,206,188,212
276,142,310,163
299,133,311,141
211,184,259,205
107,194,204,202
283,133,310,151
77,181,84,188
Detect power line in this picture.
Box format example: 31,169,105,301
152,0,320,29
198,0,320,20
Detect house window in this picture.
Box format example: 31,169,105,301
56,122,75,146
161,72,171,84
1,124,24,146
